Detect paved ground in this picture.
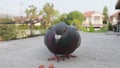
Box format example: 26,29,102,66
0,31,120,68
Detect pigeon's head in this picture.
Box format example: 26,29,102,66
55,22,67,35
54,22,68,41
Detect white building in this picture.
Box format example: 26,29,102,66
83,11,104,31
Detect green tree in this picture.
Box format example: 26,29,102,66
39,3,59,29
102,6,109,24
72,19,81,29
25,5,39,36
66,11,84,29
25,5,38,19
54,13,68,24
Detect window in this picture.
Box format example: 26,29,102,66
94,16,100,23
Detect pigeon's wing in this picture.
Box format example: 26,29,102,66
44,28,56,53
68,26,81,50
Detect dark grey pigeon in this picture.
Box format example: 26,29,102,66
44,22,81,61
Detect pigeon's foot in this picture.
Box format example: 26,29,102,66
48,54,77,62
48,55,64,62
65,54,77,59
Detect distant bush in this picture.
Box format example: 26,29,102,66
40,29,46,35
33,25,42,30
89,23,95,32
0,24,17,40
0,23,46,41
108,22,113,31
82,26,88,32
17,24,29,30
99,26,108,32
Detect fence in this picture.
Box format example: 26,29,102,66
0,22,45,41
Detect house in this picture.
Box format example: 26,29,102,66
82,11,104,31
110,11,120,32
109,11,120,25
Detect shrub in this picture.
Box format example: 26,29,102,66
82,26,88,32
108,22,113,31
99,26,108,32
0,24,17,40
33,25,42,30
17,24,29,30
40,29,47,35
89,23,95,32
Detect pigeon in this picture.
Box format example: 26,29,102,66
44,22,81,61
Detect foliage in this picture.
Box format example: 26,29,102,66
33,25,41,30
17,24,29,30
99,26,108,32
0,23,45,41
82,26,88,32
67,11,84,25
102,6,109,24
39,3,59,29
66,11,84,30
15,24,29,38
108,22,113,31
54,11,84,30
25,5,39,19
72,19,81,30
89,23,95,32
54,13,68,24
0,24,17,40
25,5,39,36
40,29,47,35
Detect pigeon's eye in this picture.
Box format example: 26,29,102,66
63,28,67,33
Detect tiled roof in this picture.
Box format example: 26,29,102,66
110,11,120,18
83,11,95,17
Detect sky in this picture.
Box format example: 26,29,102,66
0,0,119,17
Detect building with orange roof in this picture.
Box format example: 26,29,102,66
82,11,104,31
